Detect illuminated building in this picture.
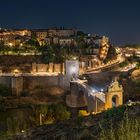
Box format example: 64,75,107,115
0,29,31,46
98,36,110,61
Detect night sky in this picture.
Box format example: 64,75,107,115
0,0,140,45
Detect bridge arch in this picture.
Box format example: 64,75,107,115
112,95,119,107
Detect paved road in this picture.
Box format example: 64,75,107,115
85,55,125,74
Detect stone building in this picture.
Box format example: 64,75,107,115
33,29,48,41
47,28,77,37
98,36,110,61
59,37,76,46
0,34,16,46
32,28,77,46
12,29,31,37
0,29,31,46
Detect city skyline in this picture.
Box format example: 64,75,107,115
0,0,140,45
0,1,140,139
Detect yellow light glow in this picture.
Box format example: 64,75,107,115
79,110,90,116
14,69,19,74
9,43,13,47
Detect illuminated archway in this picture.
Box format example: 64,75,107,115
112,95,119,107
105,80,123,109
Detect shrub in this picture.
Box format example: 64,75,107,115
0,84,11,97
36,104,71,125
136,62,140,69
119,61,129,68
0,95,5,111
103,105,126,119
75,116,84,127
20,91,29,97
98,115,140,140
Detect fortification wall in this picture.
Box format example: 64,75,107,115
0,76,11,87
0,75,65,96
23,76,59,91
32,63,65,73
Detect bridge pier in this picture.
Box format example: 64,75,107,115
11,75,23,96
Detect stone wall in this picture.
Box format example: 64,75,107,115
0,74,66,96
0,76,11,87
11,76,23,96
32,63,65,73
23,75,59,91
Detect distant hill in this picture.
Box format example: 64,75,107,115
0,55,42,66
124,44,140,48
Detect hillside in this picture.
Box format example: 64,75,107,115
0,55,42,66
10,103,140,140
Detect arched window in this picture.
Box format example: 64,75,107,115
112,95,119,107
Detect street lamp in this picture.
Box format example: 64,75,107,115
9,43,13,47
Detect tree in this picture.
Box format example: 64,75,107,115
0,41,11,55
136,62,140,69
25,38,40,54
12,45,20,54
0,84,11,97
76,35,87,49
36,104,70,125
0,96,5,111
25,38,39,47
105,45,117,63
0,41,5,54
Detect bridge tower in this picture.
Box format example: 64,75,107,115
65,60,79,88
105,79,123,110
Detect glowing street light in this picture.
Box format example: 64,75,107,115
92,88,96,93
9,43,13,47
100,89,104,92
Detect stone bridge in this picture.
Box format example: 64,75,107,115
66,79,123,114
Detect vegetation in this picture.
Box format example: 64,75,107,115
0,108,34,138
0,35,116,64
36,104,70,125
105,45,117,62
103,105,126,119
122,77,140,102
98,115,140,140
119,61,129,68
0,96,5,111
8,103,140,140
72,104,140,140
124,44,140,49
136,62,140,69
40,44,70,64
0,84,11,97
20,91,30,97
0,103,71,138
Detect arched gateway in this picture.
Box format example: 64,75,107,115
105,79,123,109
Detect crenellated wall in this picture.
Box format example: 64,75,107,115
32,63,65,73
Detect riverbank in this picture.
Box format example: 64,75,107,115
11,103,140,140
0,85,65,110
0,102,70,139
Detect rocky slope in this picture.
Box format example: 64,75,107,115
10,103,140,140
